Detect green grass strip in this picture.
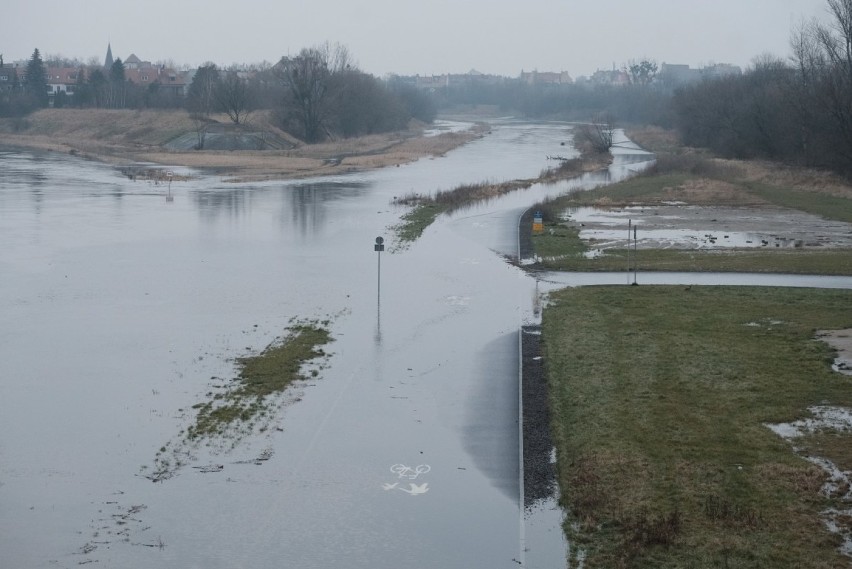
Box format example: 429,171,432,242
543,286,852,568
188,322,332,439
394,202,449,244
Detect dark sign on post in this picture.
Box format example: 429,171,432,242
375,236,384,302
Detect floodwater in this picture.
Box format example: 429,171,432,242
2,122,848,569
565,205,852,251
0,120,594,569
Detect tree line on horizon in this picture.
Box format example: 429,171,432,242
2,0,851,176
185,44,437,143
0,43,437,144
431,0,852,177
671,0,852,177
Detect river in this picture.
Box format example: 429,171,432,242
1,121,848,569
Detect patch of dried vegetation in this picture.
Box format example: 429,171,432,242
627,125,852,203
0,109,484,182
660,178,765,205
737,160,852,200
626,125,681,154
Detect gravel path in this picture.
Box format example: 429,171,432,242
521,326,557,509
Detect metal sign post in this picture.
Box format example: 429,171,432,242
374,236,384,302
627,219,631,284
166,171,174,202
632,225,638,286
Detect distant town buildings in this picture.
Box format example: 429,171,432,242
395,69,508,91
45,67,80,99
104,43,114,69
2,41,747,108
658,62,742,87
120,53,186,97
0,44,189,106
393,62,741,92
519,70,573,85
588,68,631,86
0,65,20,93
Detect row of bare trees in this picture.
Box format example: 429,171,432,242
184,43,436,143
674,0,852,176
276,44,431,141
2,44,435,143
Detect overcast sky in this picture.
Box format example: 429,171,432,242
4,1,833,77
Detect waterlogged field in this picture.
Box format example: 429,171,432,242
529,136,852,275
543,286,852,568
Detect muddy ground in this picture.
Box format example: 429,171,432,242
567,204,852,253
819,329,852,375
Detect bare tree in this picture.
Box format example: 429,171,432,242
576,113,616,154
215,71,252,125
791,0,852,167
191,115,208,149
826,0,852,73
276,43,352,142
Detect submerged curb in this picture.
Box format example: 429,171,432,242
520,325,557,509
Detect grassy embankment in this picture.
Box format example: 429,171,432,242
544,285,852,568
0,109,485,181
145,321,332,481
529,128,852,275
393,146,611,243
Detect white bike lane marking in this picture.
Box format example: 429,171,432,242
383,464,431,496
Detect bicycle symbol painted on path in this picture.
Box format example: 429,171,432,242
383,464,431,496
390,464,430,480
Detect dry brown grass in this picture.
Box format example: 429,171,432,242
565,450,654,528
625,125,682,154
627,125,852,201
0,108,197,143
659,178,767,205
736,159,852,199
0,109,483,181
754,462,831,496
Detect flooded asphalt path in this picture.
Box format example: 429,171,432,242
2,124,849,569
0,121,589,569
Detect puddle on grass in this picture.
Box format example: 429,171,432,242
818,329,852,375
767,404,852,558
562,205,852,250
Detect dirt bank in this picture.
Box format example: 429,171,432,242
0,109,486,182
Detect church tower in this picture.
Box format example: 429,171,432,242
104,43,114,69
